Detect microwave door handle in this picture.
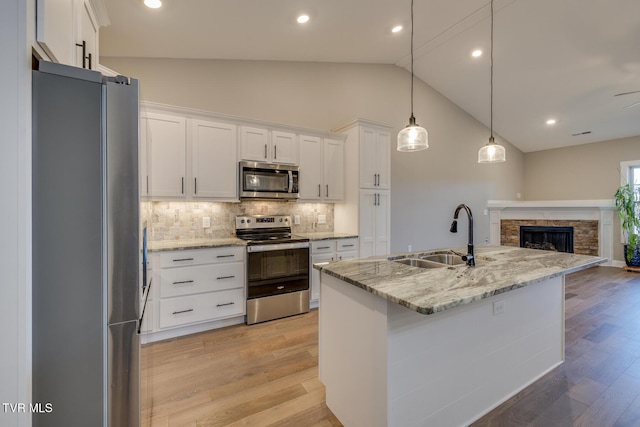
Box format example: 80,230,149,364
288,170,293,193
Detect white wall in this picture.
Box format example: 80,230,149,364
1,0,31,425
102,57,525,253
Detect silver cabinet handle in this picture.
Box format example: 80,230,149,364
181,177,184,194
194,177,197,194
146,176,149,194
216,302,235,307
216,254,235,258
318,246,331,249
342,244,355,247
274,145,277,159
172,308,194,315
172,280,194,285
172,257,194,262
318,184,321,197
326,184,329,197
264,144,268,159
216,275,235,280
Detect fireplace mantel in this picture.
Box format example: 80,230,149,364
487,200,617,266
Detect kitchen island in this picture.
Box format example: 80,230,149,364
316,245,605,427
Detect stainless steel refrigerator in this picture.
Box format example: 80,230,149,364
32,61,140,427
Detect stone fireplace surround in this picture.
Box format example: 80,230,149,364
487,200,617,267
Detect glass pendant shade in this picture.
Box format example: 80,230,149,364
397,115,428,152
478,136,506,163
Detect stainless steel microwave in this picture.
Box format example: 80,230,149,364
239,161,299,200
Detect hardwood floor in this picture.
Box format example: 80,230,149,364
142,266,640,427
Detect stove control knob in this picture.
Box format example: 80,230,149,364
279,218,283,222
284,218,288,222
241,219,245,224
247,219,251,223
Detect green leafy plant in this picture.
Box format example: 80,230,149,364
614,183,640,263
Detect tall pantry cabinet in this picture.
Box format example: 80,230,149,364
334,119,393,258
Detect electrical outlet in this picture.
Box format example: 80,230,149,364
203,217,211,228
318,214,326,224
408,244,413,252
294,215,301,225
493,300,505,316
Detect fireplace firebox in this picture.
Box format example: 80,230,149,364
520,226,574,253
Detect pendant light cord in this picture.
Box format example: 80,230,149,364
410,0,415,119
490,0,494,139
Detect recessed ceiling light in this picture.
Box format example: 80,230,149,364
297,15,310,24
471,49,482,58
392,25,403,33
546,119,557,125
144,0,162,8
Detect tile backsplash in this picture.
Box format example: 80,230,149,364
144,201,334,241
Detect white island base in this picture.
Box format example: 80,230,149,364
319,273,565,427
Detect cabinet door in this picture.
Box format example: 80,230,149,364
375,130,391,189
298,135,323,200
190,119,237,199
359,127,378,188
359,190,377,258
359,190,389,258
240,126,270,162
311,252,335,302
323,138,344,201
36,0,75,65
144,112,187,198
375,191,390,256
271,131,298,164
75,0,99,69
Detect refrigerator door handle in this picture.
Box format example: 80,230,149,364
137,277,152,334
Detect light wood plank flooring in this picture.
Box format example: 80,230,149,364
142,266,640,426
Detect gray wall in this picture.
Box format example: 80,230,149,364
102,57,525,252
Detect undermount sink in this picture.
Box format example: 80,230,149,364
393,258,447,269
421,253,465,265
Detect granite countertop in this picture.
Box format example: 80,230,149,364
295,232,358,241
315,245,606,315
148,238,246,252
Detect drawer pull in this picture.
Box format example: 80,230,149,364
216,302,235,307
172,280,194,285
216,254,235,258
317,246,331,250
172,258,194,262
172,308,194,315
216,275,236,280
341,244,355,248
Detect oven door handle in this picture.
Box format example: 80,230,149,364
247,241,310,253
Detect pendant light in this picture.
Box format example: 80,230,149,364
397,0,428,152
478,0,506,163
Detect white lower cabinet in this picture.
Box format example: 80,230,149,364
310,238,358,304
359,190,390,258
143,246,246,342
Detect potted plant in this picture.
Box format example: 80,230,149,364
614,183,640,267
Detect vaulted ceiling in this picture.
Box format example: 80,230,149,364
100,0,640,153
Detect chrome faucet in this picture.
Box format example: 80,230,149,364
449,204,475,266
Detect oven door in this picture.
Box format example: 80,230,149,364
247,244,309,299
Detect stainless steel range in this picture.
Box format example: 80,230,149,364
236,215,310,324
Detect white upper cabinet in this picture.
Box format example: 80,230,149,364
142,112,187,198
299,136,345,201
240,127,298,164
74,0,99,69
299,135,323,200
271,131,298,164
323,138,345,201
37,0,105,69
190,120,237,199
359,127,391,189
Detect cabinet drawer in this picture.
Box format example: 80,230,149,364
311,240,336,254
159,263,244,298
159,246,245,268
336,250,358,261
159,288,245,328
337,238,358,252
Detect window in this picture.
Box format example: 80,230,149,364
621,160,640,236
